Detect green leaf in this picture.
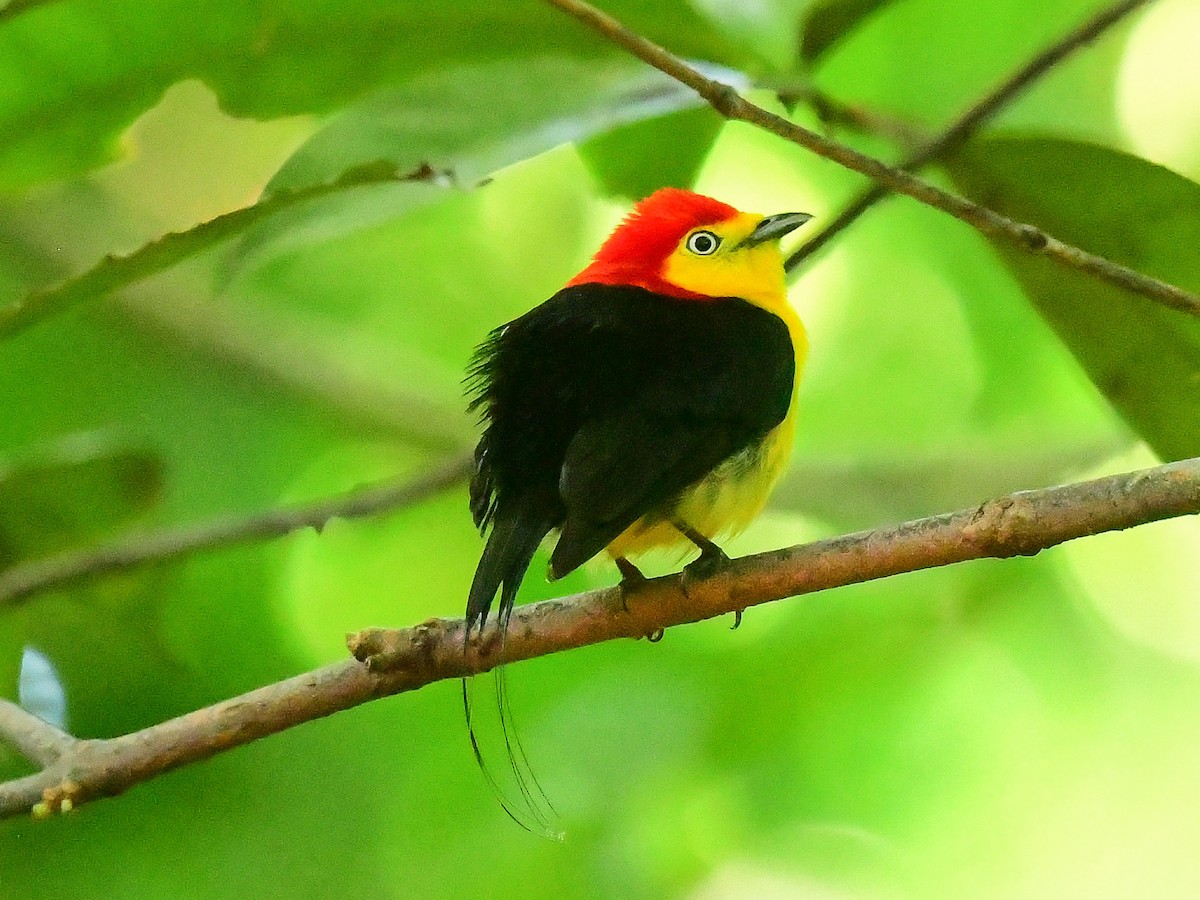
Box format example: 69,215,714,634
810,0,1124,143
0,0,735,191
230,57,732,296
946,136,1200,460
0,162,408,338
0,0,54,25
799,0,902,64
0,434,162,567
690,0,810,71
579,106,724,199
265,57,720,196
222,144,603,425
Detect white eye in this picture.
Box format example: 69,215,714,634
685,230,721,255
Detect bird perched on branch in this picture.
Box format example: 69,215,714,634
464,187,811,831
467,187,810,629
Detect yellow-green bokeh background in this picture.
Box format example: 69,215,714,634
2,0,1199,896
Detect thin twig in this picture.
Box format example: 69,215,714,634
542,0,1199,316
2,456,1198,819
0,453,472,608
0,701,75,768
0,162,443,338
786,0,1153,270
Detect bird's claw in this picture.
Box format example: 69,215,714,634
615,557,648,612
681,544,731,599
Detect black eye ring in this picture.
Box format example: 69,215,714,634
685,230,721,255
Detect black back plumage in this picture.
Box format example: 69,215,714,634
465,282,794,630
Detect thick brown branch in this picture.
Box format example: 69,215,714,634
0,454,471,608
3,457,1198,820
787,0,1152,269
0,700,75,768
542,0,1199,316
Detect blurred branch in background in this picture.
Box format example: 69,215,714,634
772,438,1127,529
114,289,472,451
0,437,1127,611
785,0,1154,270
0,161,442,338
0,453,471,608
543,0,1200,316
2,456,1197,820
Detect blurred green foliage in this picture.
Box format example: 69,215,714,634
1,0,1199,897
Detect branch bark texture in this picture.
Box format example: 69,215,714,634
3,457,1198,820
0,701,74,769
543,0,1199,316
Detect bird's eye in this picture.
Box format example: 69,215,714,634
685,230,721,256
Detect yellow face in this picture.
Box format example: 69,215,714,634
661,212,790,311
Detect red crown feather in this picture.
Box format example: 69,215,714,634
567,188,739,300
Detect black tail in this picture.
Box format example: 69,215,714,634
464,503,563,839
466,504,553,635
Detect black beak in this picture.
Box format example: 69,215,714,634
742,212,813,247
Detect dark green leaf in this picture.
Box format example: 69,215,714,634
579,106,724,199
799,0,904,64
688,0,811,71
266,58,717,196
0,434,162,567
0,0,735,191
231,57,726,287
810,0,1123,139
947,136,1200,460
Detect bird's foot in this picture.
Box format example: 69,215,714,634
667,521,737,629
680,542,731,600
673,521,730,581
731,609,744,630
614,557,647,612
615,558,662,640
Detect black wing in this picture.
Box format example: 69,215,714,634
468,283,794,604
548,305,793,578
467,284,663,624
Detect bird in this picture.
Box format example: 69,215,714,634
466,187,810,631
463,188,811,832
